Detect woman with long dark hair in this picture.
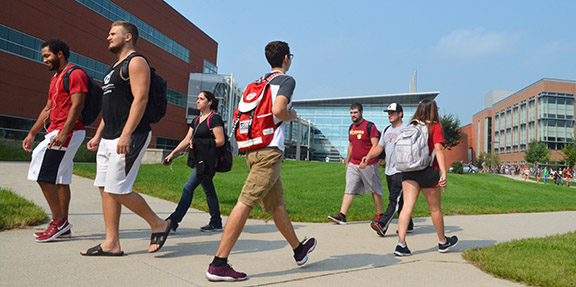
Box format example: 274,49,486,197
164,91,224,232
394,99,458,256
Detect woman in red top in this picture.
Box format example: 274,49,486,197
394,99,458,256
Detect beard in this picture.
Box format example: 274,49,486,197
108,42,123,54
48,58,59,71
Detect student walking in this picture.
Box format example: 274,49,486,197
164,91,224,232
394,99,458,256
23,39,88,242
81,21,170,256
328,103,384,225
360,103,414,236
206,41,316,282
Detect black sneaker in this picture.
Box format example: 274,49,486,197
370,221,386,237
394,244,412,256
201,224,223,232
438,235,459,253
328,213,347,225
294,237,317,266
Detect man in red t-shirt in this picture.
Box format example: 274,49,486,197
328,103,384,224
22,39,88,243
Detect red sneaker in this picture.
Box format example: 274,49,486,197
34,221,72,238
34,229,70,238
35,220,71,242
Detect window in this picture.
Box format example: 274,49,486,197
2,25,185,108
76,0,190,62
203,60,218,74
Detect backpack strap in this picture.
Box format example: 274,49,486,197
62,66,81,94
194,112,215,129
383,125,391,136
261,71,283,83
206,112,214,129
120,52,148,81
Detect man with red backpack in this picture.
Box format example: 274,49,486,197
206,41,316,282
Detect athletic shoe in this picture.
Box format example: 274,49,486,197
328,212,347,225
373,213,383,222
35,219,71,243
438,235,459,253
294,237,317,266
59,230,72,238
370,221,386,237
200,224,223,232
394,244,412,256
206,263,247,282
34,228,71,238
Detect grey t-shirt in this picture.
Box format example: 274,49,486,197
378,122,407,176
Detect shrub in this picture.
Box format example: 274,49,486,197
451,161,463,174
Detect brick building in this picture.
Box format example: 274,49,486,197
471,79,576,166
1,0,218,150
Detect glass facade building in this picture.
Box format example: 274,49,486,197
293,92,439,161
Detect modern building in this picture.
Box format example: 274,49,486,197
1,0,218,151
292,92,439,161
472,78,576,166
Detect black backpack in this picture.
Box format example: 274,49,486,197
201,113,233,173
63,66,103,125
120,53,167,124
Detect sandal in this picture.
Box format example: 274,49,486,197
81,244,124,256
149,219,171,253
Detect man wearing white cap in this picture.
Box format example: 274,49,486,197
361,103,414,236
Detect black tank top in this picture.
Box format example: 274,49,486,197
101,54,151,139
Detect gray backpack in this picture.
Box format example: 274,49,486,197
394,120,435,172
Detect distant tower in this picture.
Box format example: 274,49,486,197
409,71,417,93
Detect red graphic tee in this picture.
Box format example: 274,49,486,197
349,120,379,165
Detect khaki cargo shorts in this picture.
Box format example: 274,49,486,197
238,147,285,212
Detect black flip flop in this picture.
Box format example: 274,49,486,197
149,219,171,253
81,244,124,256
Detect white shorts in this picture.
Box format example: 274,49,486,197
345,162,383,195
94,132,151,194
28,129,86,185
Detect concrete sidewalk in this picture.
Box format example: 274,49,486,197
2,161,575,286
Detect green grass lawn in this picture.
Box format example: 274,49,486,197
74,156,576,223
0,188,48,231
463,232,576,287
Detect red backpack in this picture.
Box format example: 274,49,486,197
233,72,283,151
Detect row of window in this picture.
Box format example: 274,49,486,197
155,137,180,150
1,25,187,107
76,0,190,62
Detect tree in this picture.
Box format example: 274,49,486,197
491,153,501,168
524,140,550,165
440,113,463,150
477,152,485,168
562,137,576,168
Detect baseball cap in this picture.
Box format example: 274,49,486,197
384,103,403,113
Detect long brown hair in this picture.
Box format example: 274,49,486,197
411,99,440,133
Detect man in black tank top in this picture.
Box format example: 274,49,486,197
81,21,170,256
